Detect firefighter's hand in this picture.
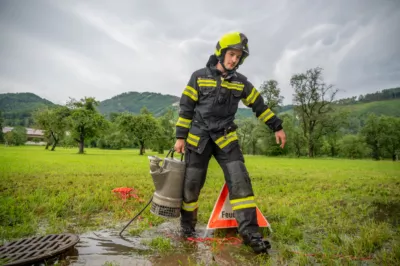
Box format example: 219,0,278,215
275,129,286,149
174,139,185,153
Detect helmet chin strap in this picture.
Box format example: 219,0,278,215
220,60,230,72
218,51,238,76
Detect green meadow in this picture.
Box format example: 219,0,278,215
1,146,399,265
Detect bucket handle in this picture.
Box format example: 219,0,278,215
166,148,184,161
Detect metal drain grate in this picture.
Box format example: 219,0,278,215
0,233,79,266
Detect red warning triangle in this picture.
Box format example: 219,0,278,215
206,183,270,230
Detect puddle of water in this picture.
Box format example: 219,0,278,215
49,229,152,265
32,220,269,266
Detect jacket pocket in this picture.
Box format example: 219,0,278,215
186,130,209,155
229,89,243,113
199,86,215,96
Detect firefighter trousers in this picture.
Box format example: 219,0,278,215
180,138,260,237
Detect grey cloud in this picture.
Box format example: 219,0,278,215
0,0,399,105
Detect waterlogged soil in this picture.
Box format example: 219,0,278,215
372,201,400,226
41,220,263,266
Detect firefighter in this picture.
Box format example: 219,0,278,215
174,32,286,254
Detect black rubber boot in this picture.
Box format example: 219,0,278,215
180,227,196,238
180,209,198,238
242,232,271,254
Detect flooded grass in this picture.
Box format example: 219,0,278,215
372,201,400,226
1,145,400,265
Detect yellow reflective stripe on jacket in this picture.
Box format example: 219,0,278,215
242,87,260,106
215,131,238,149
187,133,200,147
221,81,244,91
259,108,275,123
182,201,198,211
176,117,192,128
230,196,256,211
197,78,217,87
183,85,198,101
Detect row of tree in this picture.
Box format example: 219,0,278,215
236,113,400,161
335,87,400,105
1,111,34,127
236,68,400,160
1,67,399,160
27,97,174,154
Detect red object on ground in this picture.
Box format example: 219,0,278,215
185,236,242,253
112,187,141,201
186,236,242,245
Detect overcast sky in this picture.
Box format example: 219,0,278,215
0,0,399,105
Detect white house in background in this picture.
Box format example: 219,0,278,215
2,127,46,145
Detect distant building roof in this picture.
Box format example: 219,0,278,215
2,127,13,133
27,128,44,136
2,127,44,136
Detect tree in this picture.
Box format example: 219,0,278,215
33,108,52,149
237,80,286,155
259,80,284,112
156,108,175,154
344,116,362,135
140,106,152,115
361,114,383,160
271,113,304,156
338,134,371,159
5,126,27,146
379,116,400,161
117,113,162,155
236,117,258,154
4,131,14,145
97,120,129,150
249,122,268,155
322,110,350,157
291,67,339,157
67,97,108,154
361,114,400,160
33,106,70,151
108,112,122,123
14,126,28,145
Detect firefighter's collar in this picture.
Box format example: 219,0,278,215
206,66,237,80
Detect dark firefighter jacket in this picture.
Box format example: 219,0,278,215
176,56,283,154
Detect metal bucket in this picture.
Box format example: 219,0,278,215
148,149,185,218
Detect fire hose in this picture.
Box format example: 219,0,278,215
119,195,153,236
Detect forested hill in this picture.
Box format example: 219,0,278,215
1,87,399,126
0,93,56,126
0,92,55,111
335,87,400,104
97,91,180,117
0,91,181,126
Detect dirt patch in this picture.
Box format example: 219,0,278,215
332,200,347,208
372,201,400,226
